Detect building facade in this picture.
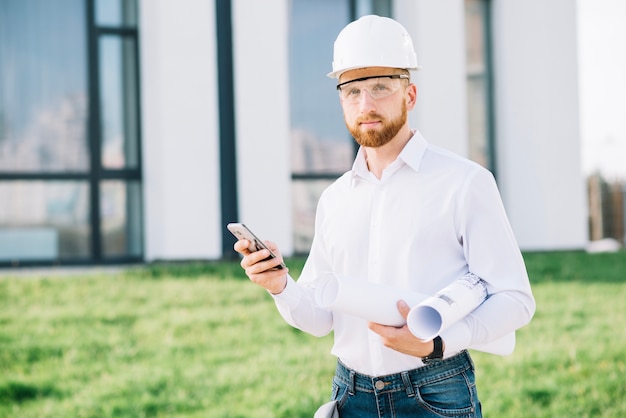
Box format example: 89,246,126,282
0,0,587,266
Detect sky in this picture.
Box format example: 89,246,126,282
577,0,626,180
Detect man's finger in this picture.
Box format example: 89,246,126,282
234,239,251,254
368,321,386,336
397,300,411,319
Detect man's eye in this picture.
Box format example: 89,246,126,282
346,88,361,97
372,83,390,92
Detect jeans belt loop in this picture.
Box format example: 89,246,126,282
348,370,356,395
401,371,415,397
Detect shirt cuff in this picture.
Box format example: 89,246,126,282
270,274,303,306
440,321,472,354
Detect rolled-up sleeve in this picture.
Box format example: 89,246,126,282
443,168,536,353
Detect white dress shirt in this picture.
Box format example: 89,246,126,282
273,130,536,376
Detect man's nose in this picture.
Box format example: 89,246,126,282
358,89,377,112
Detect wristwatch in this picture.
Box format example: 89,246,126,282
422,336,444,364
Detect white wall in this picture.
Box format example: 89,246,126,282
395,0,469,156
396,0,587,250
491,0,587,250
139,0,222,260
232,0,293,255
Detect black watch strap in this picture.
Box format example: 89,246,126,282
422,336,444,364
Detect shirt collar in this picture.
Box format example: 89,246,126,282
350,129,428,186
397,130,428,172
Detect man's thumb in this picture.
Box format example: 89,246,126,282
397,300,411,319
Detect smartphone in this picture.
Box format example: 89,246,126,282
226,223,286,269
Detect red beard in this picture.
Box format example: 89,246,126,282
347,101,407,148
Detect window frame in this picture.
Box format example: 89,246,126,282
465,0,497,177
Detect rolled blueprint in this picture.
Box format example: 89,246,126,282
407,273,487,341
315,272,515,356
315,272,427,327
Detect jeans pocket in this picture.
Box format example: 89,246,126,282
414,371,479,417
331,376,350,408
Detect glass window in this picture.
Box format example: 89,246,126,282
95,0,138,27
289,0,353,254
99,36,140,169
354,0,391,17
465,0,494,171
289,0,353,175
0,0,142,265
292,179,336,253
0,181,90,261
101,180,142,258
289,0,392,253
0,0,88,172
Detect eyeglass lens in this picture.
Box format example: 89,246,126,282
338,75,407,103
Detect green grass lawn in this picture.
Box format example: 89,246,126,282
0,251,625,417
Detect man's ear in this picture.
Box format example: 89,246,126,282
406,84,418,110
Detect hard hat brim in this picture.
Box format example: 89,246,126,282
327,65,422,79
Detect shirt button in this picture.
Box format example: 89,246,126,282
375,380,385,390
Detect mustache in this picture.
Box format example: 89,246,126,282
356,115,385,124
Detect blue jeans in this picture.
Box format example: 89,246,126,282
331,351,482,417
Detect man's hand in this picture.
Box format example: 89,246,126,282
368,300,443,358
234,239,289,294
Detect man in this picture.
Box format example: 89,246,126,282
235,15,535,417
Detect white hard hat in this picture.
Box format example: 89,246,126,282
328,15,421,79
